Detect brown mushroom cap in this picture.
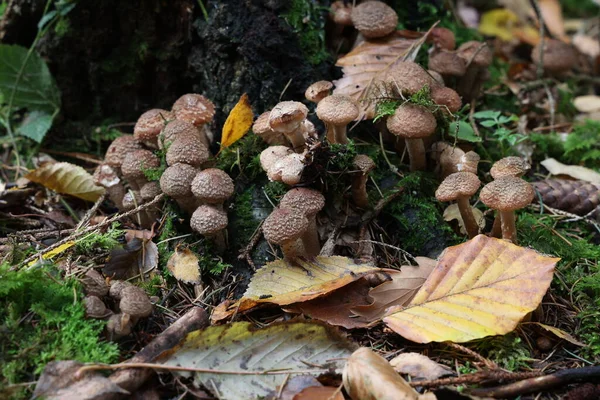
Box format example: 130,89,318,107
190,204,228,235
165,135,210,167
109,280,134,300
331,1,353,26
279,188,325,217
260,146,293,175
479,176,535,211
191,168,234,204
428,27,456,50
316,94,359,125
272,153,306,185
531,39,578,73
81,269,109,297
159,119,206,150
253,111,287,145
381,61,435,97
428,49,467,77
353,154,376,173
456,151,480,174
386,104,437,139
351,1,398,39
84,296,110,319
134,109,174,147
93,164,121,189
305,80,333,103
490,157,530,179
107,313,132,338
140,181,162,201
435,172,481,202
172,94,215,126
160,163,197,198
269,101,308,133
121,150,160,182
104,135,143,168
262,207,309,245
119,286,152,318
431,86,462,113
457,41,493,67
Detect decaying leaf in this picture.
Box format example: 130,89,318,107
384,235,558,343
124,229,155,241
343,348,436,400
538,0,566,40
27,241,75,267
478,8,538,44
529,322,585,347
573,95,600,113
160,321,356,400
541,158,600,184
389,352,454,381
443,203,485,235
294,386,344,400
211,256,379,323
279,376,323,400
167,247,201,284
351,258,437,322
220,93,253,149
25,162,104,202
573,34,600,59
103,237,158,280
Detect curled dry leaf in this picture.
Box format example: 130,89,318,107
541,158,600,185
294,386,344,400
166,247,201,284
25,162,105,202
343,347,436,400
389,353,454,381
538,0,567,41
220,93,253,149
211,256,378,323
443,204,485,236
573,95,600,113
103,237,159,280
384,235,559,343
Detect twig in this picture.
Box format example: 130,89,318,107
410,370,541,389
448,343,498,370
468,99,481,138
237,220,264,271
75,192,106,231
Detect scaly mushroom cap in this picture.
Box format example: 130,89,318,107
191,168,234,204
435,172,481,202
260,146,293,175
140,181,162,201
93,164,120,189
160,163,197,198
490,157,530,179
381,61,435,96
262,208,309,245
104,135,143,168
480,176,535,211
165,134,210,167
134,109,173,147
190,204,228,235
457,41,493,67
269,101,308,133
431,86,462,113
272,153,306,185
305,80,333,103
159,119,204,150
81,269,109,297
387,104,437,139
331,1,353,26
351,1,398,39
429,27,456,50
279,188,325,217
456,151,480,174
109,280,134,300
172,94,215,126
121,150,160,182
428,49,467,77
253,111,287,145
316,94,359,125
353,154,376,174
119,286,152,318
531,39,578,73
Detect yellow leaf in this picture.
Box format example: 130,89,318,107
27,241,75,266
220,93,253,149
25,162,104,202
166,247,201,284
384,235,559,343
443,203,485,235
528,322,585,347
479,9,520,41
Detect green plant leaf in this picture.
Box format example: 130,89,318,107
473,110,500,119
449,120,482,143
480,119,498,128
0,44,61,114
16,110,53,143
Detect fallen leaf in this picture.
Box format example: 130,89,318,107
443,204,485,235
25,162,104,202
211,256,379,323
541,158,600,184
573,95,600,113
384,235,559,343
389,353,454,380
478,9,520,41
538,0,566,40
220,93,253,149
343,348,436,400
167,247,201,284
103,237,159,280
160,321,356,400
279,376,322,400
351,258,437,322
528,322,585,346
294,386,344,400
27,241,76,267
573,34,600,59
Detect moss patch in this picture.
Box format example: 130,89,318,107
281,0,330,65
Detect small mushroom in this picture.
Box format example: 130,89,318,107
479,176,534,243
427,27,456,50
81,269,109,297
305,80,333,104
490,156,530,179
351,155,375,208
531,39,578,75
104,135,143,174
252,111,288,145
119,285,153,324
160,163,199,213
190,204,228,253
262,207,309,264
109,280,134,300
133,109,174,148
351,1,398,39
84,296,111,319
190,168,234,210
436,172,481,238
279,188,325,258
93,164,126,210
121,149,160,191
316,94,359,144
431,142,479,178
270,152,306,186
260,145,293,180
456,41,493,102
165,133,210,168
159,119,209,150
431,86,462,114
106,313,133,339
172,93,216,126
331,1,353,26
269,101,309,152
380,61,435,98
428,49,466,82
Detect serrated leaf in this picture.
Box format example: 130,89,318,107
0,44,61,113
166,247,201,284
448,120,482,143
160,321,356,400
384,235,559,343
220,93,253,149
211,256,378,323
16,110,53,142
25,162,104,201
103,237,158,280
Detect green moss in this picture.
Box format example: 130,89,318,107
142,147,167,182
75,222,123,253
263,181,288,205
472,335,534,371
374,99,402,123
228,187,260,250
216,134,266,181
282,0,330,65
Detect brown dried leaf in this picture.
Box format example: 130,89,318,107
538,0,566,40
530,322,585,346
443,204,485,235
166,247,201,284
25,162,104,202
573,34,600,58
294,386,344,400
103,237,158,279
541,158,600,184
279,376,322,400
389,353,454,380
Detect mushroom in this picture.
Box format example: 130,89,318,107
380,61,435,98
479,176,534,243
190,204,228,253
160,163,199,213
252,111,288,146
431,86,462,114
81,269,109,297
456,41,493,102
351,1,398,39
270,152,306,186
121,149,160,191
260,145,293,180
490,156,530,179
435,172,481,238
428,49,466,83
531,39,578,75
93,164,126,210
104,135,143,174
159,119,209,150
133,109,174,148
109,280,134,300
351,155,375,208
84,296,111,319
431,142,479,178
269,101,309,152
262,207,309,265
386,104,437,171
107,313,133,339
140,181,162,202
119,285,153,325
190,168,234,210
305,80,333,104
331,1,353,27
279,188,325,258
172,93,215,126
316,94,359,144
428,27,456,50
165,133,210,168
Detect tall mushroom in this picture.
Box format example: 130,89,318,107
262,207,309,265
121,149,160,191
316,94,359,144
279,188,325,258
269,101,308,152
435,172,481,238
351,155,375,208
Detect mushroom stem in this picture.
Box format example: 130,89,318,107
456,196,479,238
490,213,502,238
405,138,426,171
332,125,349,145
302,219,320,258
208,231,227,254
499,210,517,243
284,130,306,153
352,173,370,208
281,240,303,265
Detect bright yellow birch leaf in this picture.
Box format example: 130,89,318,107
25,162,104,202
384,235,559,343
27,241,75,266
220,93,253,149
